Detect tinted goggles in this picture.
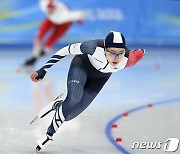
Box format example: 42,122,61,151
106,49,125,57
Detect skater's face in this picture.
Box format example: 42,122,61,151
105,47,125,66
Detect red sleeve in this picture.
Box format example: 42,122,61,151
125,49,145,67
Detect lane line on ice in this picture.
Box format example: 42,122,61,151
105,97,180,154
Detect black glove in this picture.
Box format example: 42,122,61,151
35,68,46,80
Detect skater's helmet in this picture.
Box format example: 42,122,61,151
105,31,126,49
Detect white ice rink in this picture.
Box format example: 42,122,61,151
0,48,180,154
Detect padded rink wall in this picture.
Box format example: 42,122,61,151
0,0,180,47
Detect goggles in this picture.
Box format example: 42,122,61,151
106,49,125,58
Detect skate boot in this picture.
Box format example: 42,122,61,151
36,133,53,151
17,57,36,74
30,92,64,124
24,57,37,66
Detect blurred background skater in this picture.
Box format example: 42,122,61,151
23,0,86,67
30,31,145,151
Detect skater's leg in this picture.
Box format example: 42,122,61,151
64,75,111,121
47,56,88,135
47,75,111,136
44,22,73,53
32,18,54,57
24,19,54,66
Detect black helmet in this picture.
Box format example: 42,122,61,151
105,31,126,49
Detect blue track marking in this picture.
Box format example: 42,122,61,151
105,97,180,154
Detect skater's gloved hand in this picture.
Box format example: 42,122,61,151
125,49,145,67
30,68,46,82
